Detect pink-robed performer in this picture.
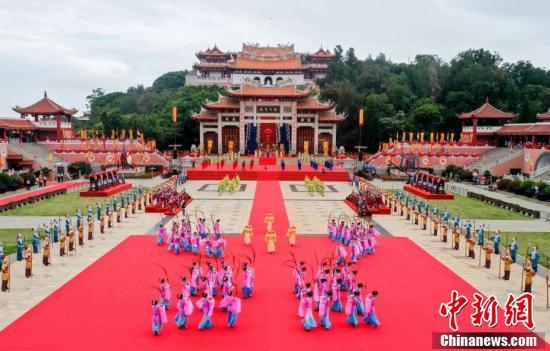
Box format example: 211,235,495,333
174,293,194,329
225,290,241,327
213,220,222,236
363,290,381,327
345,290,361,327
366,225,380,254
151,299,167,335
331,279,343,312
157,224,166,245
242,263,255,298
298,291,317,331
336,243,347,265
160,278,171,309
318,291,332,329
196,292,215,330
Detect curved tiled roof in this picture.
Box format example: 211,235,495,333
297,98,334,111
191,110,218,121
536,109,550,120
0,118,37,130
457,98,516,120
13,91,78,116
203,96,240,110
318,111,346,123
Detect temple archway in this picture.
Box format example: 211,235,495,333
297,126,314,154
253,77,261,85
222,126,239,154
276,77,284,85
203,131,218,155
264,76,273,85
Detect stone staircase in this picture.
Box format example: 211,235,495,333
7,141,64,170
465,147,521,172
531,164,550,183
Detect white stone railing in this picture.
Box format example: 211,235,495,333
462,126,502,133
31,121,72,129
185,74,231,86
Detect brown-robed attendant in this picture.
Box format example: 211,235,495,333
483,239,494,268
24,245,33,278
502,249,513,280
60,233,67,256
42,236,51,266
523,259,536,293
78,224,84,246
88,219,94,240
467,237,476,259
453,228,460,250
1,256,9,291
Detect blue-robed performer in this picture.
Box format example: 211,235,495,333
509,238,518,263
53,220,60,242
464,220,472,239
64,215,71,235
76,209,83,229
96,202,102,220
491,230,501,255
31,228,40,254
16,234,24,261
477,225,485,245
530,246,540,273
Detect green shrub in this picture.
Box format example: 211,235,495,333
520,180,536,189
497,179,511,190
507,180,521,192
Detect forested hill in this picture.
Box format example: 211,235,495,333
86,48,550,152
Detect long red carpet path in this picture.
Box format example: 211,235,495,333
0,181,544,350
0,181,87,207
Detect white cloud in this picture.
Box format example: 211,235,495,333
0,0,548,115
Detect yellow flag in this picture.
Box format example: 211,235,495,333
172,106,178,124
359,109,364,126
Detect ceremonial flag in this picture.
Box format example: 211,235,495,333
430,132,434,143
172,106,178,124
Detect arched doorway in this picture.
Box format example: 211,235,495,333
222,126,239,154
297,126,314,154
253,77,261,85
318,132,333,156
276,77,284,85
264,76,273,85
203,131,218,155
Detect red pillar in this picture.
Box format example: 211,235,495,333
56,113,62,140
472,118,478,144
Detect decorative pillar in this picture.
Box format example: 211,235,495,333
313,118,319,155
217,114,222,155
56,113,62,140
332,124,337,154
291,101,297,154
199,123,204,154
472,118,478,144
239,101,245,154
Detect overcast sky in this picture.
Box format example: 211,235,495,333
0,0,548,116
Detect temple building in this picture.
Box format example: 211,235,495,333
2,91,77,141
459,99,550,146
186,44,333,87
190,44,345,155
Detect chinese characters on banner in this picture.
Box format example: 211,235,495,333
439,290,535,331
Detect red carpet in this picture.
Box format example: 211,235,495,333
259,156,277,166
248,180,289,236
403,185,455,200
0,181,87,208
80,182,133,197
187,164,349,182
0,235,541,351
